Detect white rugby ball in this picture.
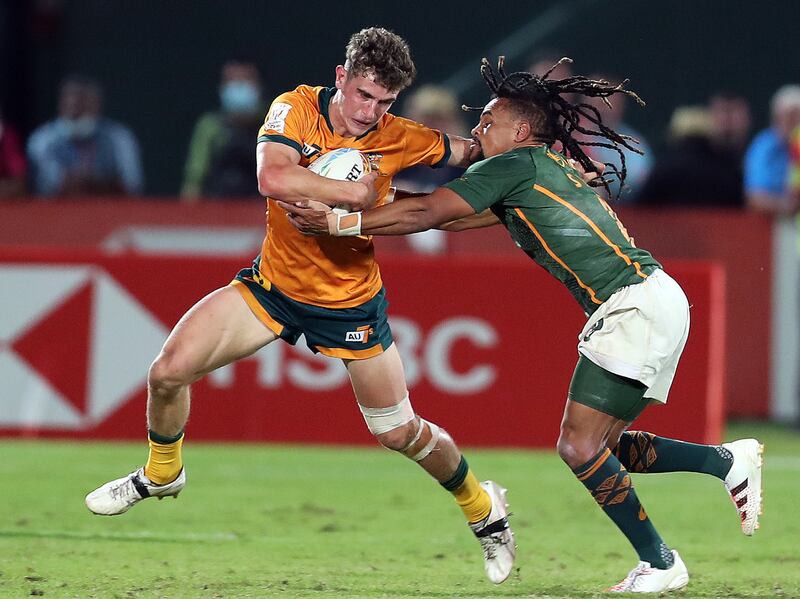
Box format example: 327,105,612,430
307,148,370,182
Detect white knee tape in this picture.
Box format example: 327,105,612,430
400,417,424,453
359,393,415,435
409,420,440,462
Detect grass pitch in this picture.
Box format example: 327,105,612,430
1,422,798,598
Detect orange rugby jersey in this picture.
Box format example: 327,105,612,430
257,85,451,308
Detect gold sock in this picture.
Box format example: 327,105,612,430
454,471,492,524
144,433,184,485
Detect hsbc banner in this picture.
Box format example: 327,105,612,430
0,251,725,447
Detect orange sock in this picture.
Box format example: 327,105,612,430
441,457,492,523
454,471,492,523
144,431,184,485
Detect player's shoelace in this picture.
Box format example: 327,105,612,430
107,474,145,503
478,534,509,560
475,516,511,560
108,478,134,500
608,562,652,591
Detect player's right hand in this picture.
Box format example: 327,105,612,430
339,171,379,211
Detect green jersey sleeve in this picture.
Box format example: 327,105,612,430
443,151,535,213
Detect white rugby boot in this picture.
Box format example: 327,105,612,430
722,438,764,535
469,480,516,584
607,550,689,593
85,467,186,515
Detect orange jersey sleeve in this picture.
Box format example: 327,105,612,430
257,87,318,156
392,116,452,169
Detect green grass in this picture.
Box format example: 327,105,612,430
1,422,798,598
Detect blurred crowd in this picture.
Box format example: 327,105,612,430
3,55,800,231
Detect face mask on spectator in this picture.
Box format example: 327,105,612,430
220,81,260,114
58,115,99,139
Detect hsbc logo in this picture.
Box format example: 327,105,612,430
0,263,500,431
0,265,168,429
209,315,498,395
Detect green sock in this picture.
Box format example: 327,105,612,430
573,449,673,570
615,431,733,479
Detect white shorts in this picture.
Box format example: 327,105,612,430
576,269,690,404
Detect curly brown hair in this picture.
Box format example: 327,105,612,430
344,27,416,92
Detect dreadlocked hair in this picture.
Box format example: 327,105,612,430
465,56,646,199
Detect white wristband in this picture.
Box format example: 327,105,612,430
385,186,397,204
334,211,362,236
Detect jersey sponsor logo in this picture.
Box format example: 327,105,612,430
301,143,321,158
582,318,604,342
265,102,293,133
345,325,373,343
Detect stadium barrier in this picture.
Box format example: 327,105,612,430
0,248,724,446
0,201,772,418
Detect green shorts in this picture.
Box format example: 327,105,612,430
568,355,651,422
232,265,393,360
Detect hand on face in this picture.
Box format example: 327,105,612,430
467,138,484,163
470,98,523,158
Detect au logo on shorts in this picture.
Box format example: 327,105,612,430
345,325,373,343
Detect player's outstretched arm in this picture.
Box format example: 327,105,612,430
257,142,377,210
446,135,483,167
438,209,500,232
278,187,475,237
388,190,500,232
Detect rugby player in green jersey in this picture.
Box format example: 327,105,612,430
279,58,764,594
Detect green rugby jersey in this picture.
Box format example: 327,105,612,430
444,146,661,314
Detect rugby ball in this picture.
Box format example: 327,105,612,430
307,148,371,182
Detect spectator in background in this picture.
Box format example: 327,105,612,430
27,75,143,197
181,59,264,201
709,92,752,165
789,124,800,202
744,84,800,215
395,84,467,191
637,106,743,207
394,84,467,253
577,73,652,202
0,108,26,197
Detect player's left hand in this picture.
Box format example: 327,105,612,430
277,200,333,236
568,158,606,185
467,139,483,164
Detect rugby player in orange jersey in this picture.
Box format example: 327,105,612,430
86,27,521,583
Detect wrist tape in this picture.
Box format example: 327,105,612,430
334,211,362,236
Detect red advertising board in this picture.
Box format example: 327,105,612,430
0,249,724,446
